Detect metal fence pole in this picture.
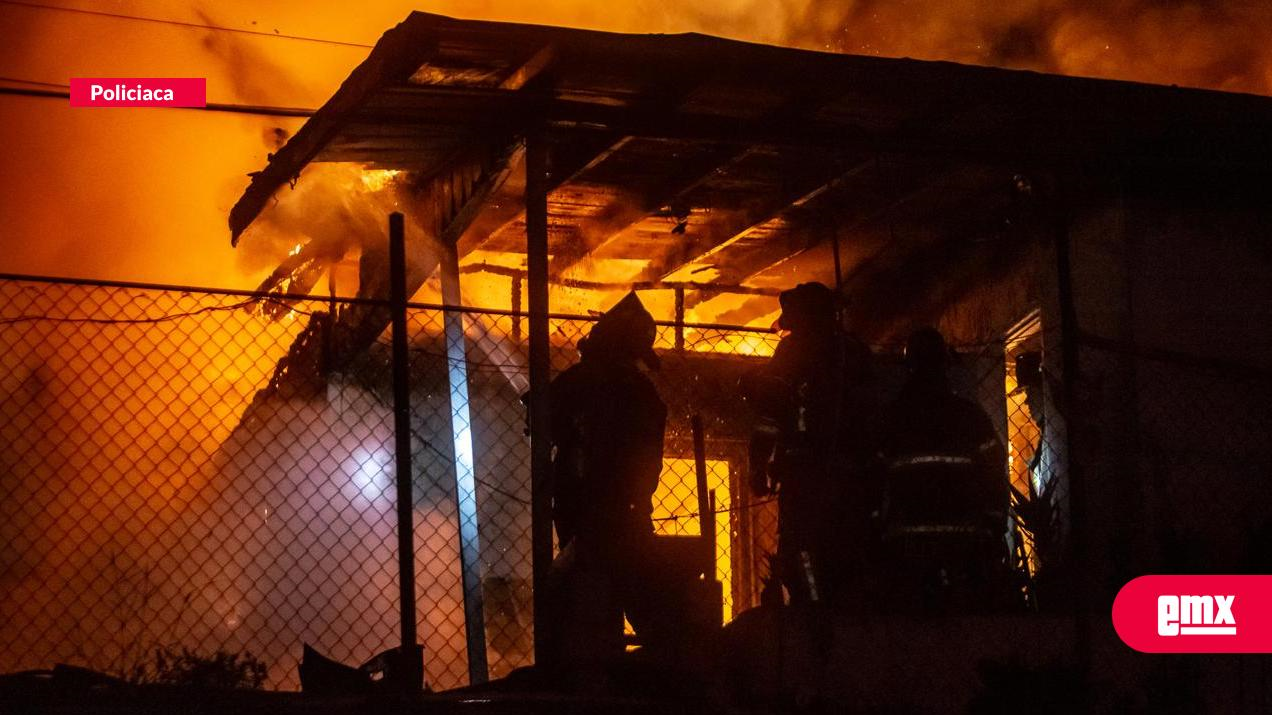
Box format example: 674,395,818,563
525,131,554,665
439,237,489,684
389,212,422,691
1052,196,1092,679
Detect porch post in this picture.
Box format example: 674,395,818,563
525,129,554,664
389,212,423,691
439,238,489,684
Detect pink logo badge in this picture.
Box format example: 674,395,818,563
1113,575,1272,652
69,78,206,107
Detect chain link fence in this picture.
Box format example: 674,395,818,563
1072,333,1272,582
0,274,1078,690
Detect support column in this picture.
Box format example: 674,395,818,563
525,130,554,664
440,238,488,684
1051,190,1092,680
389,212,423,692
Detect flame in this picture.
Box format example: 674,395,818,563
359,169,401,192
3,0,1271,692
3,1,1268,290
1005,346,1044,576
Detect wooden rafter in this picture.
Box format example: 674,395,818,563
711,167,1006,324
459,74,708,262
542,89,861,279
635,153,850,282
694,80,1004,287
454,130,622,256
544,143,744,279
716,165,964,285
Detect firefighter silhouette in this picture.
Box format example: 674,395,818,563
741,282,875,605
874,327,1012,612
542,292,669,680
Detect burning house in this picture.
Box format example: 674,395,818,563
218,9,1272,701
2,8,1272,712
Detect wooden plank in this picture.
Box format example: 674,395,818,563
638,152,850,281
748,167,1003,288
681,159,878,274
459,76,705,262
454,130,621,256
713,164,961,284
543,88,862,278
546,142,743,278
438,142,524,245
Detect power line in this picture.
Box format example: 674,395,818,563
0,0,372,49
0,75,68,88
0,85,316,117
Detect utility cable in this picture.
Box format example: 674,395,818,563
0,0,372,48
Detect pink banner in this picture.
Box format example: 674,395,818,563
69,78,206,108
1113,575,1272,653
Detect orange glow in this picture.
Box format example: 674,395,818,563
359,169,402,192
1005,356,1042,575
15,0,1261,688
687,329,778,358
2,0,1270,294
652,458,734,622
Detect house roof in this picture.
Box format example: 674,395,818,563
230,11,1272,242
227,12,1272,338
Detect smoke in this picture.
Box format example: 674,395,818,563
1,0,1268,290
776,0,1272,95
192,9,322,108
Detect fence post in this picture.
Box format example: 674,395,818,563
525,130,554,665
389,212,423,691
439,237,489,684
1052,196,1092,681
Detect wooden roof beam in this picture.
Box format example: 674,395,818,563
738,167,1001,288
545,88,845,280
454,130,625,257
712,173,1008,333
668,79,998,306
459,75,712,261
545,144,747,279
639,156,864,282
710,166,960,286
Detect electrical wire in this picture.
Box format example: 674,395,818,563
0,85,317,117
0,0,372,49
0,75,68,88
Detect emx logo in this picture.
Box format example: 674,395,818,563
1157,594,1235,636
1114,576,1272,652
